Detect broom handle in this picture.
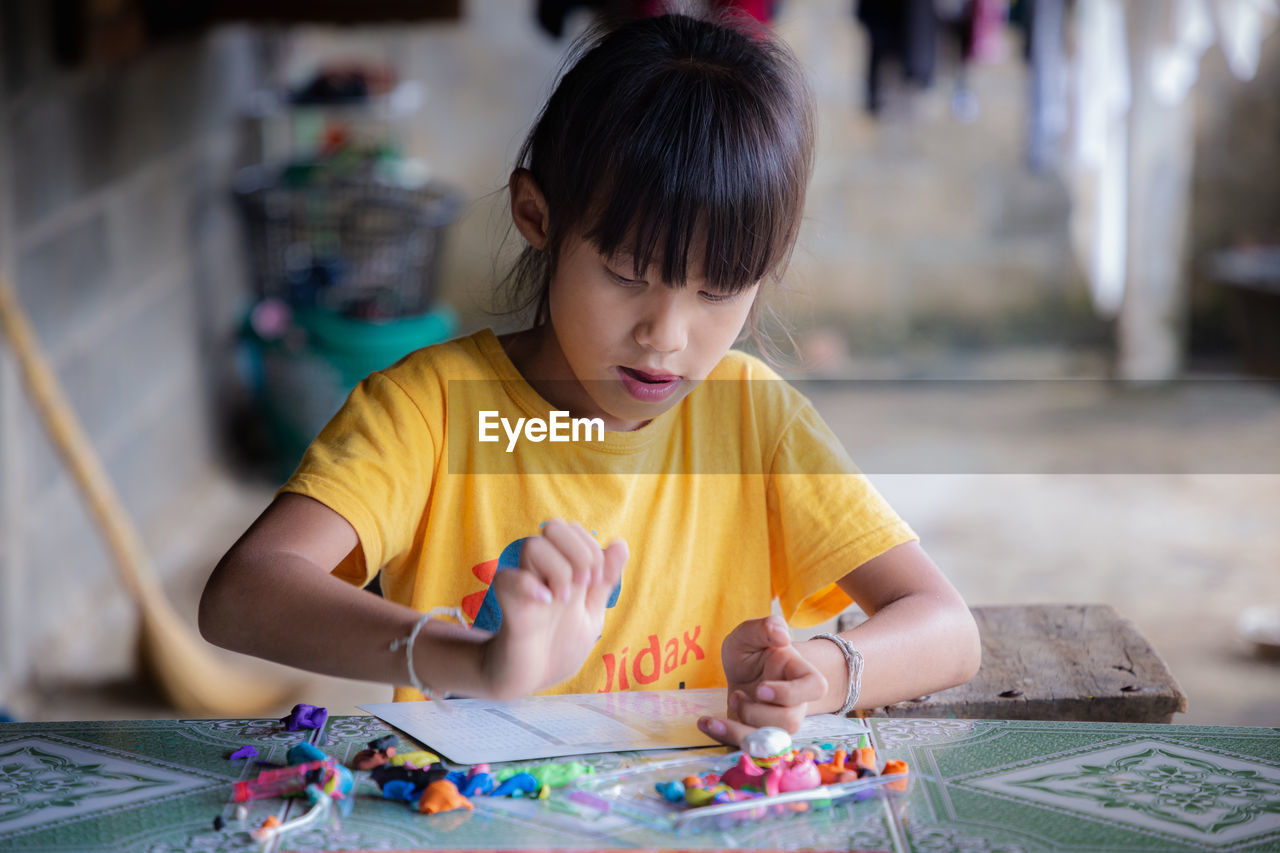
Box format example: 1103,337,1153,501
0,275,153,603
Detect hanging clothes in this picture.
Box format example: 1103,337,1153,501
1069,0,1278,316
855,0,940,114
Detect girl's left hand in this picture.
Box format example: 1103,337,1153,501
698,615,828,747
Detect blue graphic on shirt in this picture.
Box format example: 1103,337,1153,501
471,537,622,632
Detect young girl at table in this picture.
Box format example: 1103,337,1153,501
200,11,979,746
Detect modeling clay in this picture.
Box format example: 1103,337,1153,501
494,760,591,788
654,780,685,802
882,759,909,791
389,749,441,768
492,772,540,797
720,754,766,790
228,745,258,761
459,772,495,797
369,734,399,752
287,742,328,765
351,747,389,770
741,726,792,758
418,779,473,814
381,779,419,803
280,703,328,732
775,751,821,793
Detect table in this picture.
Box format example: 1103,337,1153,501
1,714,1277,852
843,604,1188,724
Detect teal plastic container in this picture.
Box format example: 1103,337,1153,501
245,304,458,475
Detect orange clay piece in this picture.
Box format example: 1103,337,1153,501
854,745,876,770
259,815,281,829
418,779,473,815
882,759,909,791
682,775,705,789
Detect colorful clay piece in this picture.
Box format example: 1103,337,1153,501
280,703,328,732
389,749,441,768
351,747,389,770
491,772,540,797
775,751,821,793
719,754,766,790
381,779,419,803
494,760,591,788
741,726,792,758
369,734,399,752
418,779,473,814
459,772,495,797
882,759,909,791
228,744,258,761
233,805,248,821
654,780,685,802
212,814,225,831
287,741,327,765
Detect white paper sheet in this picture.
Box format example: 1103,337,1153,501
358,688,869,765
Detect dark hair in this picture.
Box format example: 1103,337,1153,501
500,12,816,327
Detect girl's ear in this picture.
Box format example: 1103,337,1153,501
509,169,551,251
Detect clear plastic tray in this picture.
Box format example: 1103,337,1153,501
566,745,912,834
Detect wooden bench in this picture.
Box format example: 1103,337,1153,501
837,603,1189,723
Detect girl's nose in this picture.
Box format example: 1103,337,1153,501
633,290,688,354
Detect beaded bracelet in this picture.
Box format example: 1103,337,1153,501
389,607,467,710
812,631,864,716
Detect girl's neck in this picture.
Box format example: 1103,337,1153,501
498,325,650,432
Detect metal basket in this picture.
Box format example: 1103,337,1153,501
233,163,462,318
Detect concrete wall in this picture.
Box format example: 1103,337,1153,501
0,4,267,695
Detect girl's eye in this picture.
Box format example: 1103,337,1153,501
608,269,644,286
699,290,739,304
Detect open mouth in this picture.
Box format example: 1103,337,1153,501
617,366,682,402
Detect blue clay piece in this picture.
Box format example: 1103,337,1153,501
459,772,495,797
655,780,685,802
335,764,354,795
446,770,467,788
286,742,327,765
492,773,539,797
381,780,416,801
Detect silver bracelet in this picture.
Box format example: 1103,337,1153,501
813,632,864,716
389,607,467,710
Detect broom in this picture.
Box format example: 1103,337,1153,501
0,274,296,716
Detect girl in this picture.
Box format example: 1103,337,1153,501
199,12,980,746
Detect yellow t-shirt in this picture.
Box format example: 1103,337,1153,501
282,329,916,700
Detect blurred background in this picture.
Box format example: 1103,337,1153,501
0,0,1277,726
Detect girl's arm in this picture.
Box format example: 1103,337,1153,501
701,541,980,743
198,493,624,701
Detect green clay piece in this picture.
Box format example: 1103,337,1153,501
684,786,715,807
857,734,870,749
494,761,592,788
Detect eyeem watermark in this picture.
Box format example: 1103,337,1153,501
478,410,605,453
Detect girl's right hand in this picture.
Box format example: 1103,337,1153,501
481,519,627,699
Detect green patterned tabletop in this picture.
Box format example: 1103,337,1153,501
0,714,1276,852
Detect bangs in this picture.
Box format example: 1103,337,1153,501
579,66,809,294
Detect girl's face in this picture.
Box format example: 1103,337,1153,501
538,231,759,431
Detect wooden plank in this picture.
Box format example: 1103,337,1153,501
854,604,1188,723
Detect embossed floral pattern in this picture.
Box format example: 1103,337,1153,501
0,745,168,824
1009,747,1280,837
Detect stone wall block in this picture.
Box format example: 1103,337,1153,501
15,215,115,353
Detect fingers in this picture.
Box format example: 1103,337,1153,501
723,614,791,660
696,714,755,748
522,519,599,602
586,539,628,610
730,646,828,732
